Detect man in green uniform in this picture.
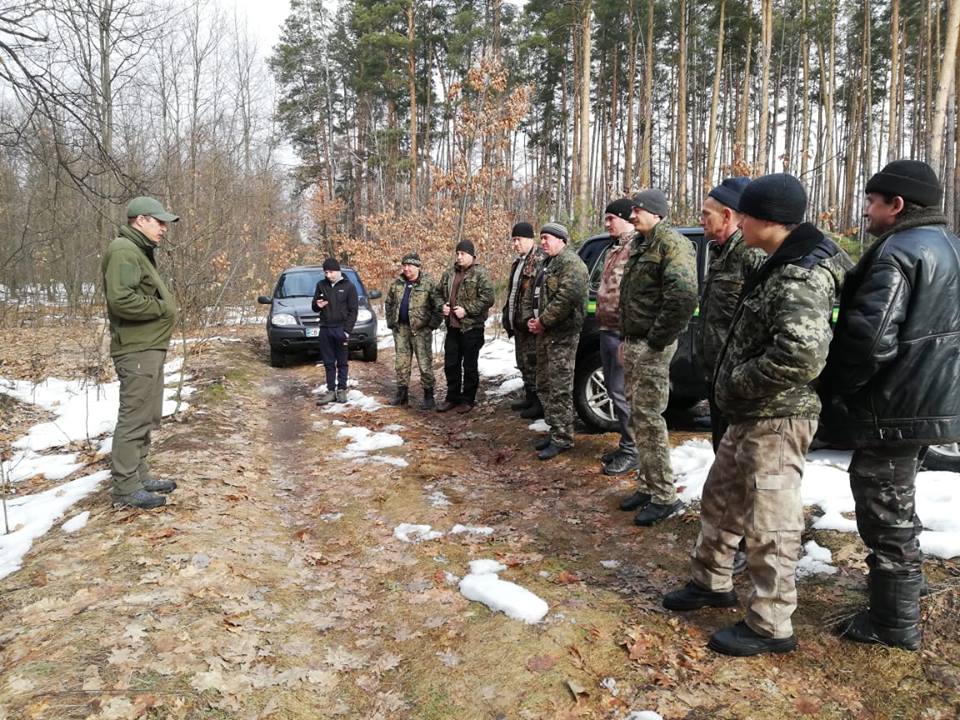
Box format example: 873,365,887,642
529,223,589,460
618,189,698,526
384,252,442,409
101,196,180,509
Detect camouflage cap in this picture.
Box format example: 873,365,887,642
401,252,422,267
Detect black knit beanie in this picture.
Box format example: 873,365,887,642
604,198,635,223
865,160,943,207
738,173,807,224
708,176,752,211
511,222,535,239
455,239,476,257
322,257,340,272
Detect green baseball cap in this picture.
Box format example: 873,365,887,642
126,196,180,222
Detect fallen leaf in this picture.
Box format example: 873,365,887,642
566,679,589,700
525,654,557,673
556,571,581,585
436,648,460,667
795,696,823,715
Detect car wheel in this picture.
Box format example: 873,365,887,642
922,443,960,472
362,341,378,362
573,352,618,432
269,348,286,368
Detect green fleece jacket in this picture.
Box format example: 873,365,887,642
101,225,178,357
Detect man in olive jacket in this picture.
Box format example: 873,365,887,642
618,189,698,526
101,196,180,509
384,252,442,409
663,174,851,657
695,177,766,450
434,240,495,413
821,160,960,651
528,223,589,460
501,222,545,418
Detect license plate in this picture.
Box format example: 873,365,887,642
305,327,319,338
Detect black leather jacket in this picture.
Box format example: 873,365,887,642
820,218,960,446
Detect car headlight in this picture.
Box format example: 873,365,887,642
356,308,372,323
271,313,297,327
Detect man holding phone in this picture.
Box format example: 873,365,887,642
313,258,358,404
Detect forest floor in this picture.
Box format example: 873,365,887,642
1,321,959,720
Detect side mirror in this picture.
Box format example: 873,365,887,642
257,295,272,304
368,290,382,300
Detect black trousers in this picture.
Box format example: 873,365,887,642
318,325,349,390
443,327,484,405
850,445,924,575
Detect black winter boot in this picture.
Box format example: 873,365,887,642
839,570,922,651
389,385,409,406
420,388,436,410
519,393,544,419
510,386,533,411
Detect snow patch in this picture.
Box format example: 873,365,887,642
427,490,451,508
393,524,443,543
61,511,90,533
458,558,548,624
0,470,109,580
488,376,524,397
795,540,838,578
528,419,550,433
450,524,494,536
337,426,404,458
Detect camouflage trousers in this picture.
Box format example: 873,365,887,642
850,445,924,575
623,338,677,504
513,325,538,392
690,417,816,639
393,324,435,391
536,331,579,448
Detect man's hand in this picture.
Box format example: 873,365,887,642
527,318,544,335
317,299,329,308
453,305,466,320
617,341,625,366
442,302,451,316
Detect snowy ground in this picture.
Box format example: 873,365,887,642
0,359,194,580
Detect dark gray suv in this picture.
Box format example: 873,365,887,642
258,265,382,367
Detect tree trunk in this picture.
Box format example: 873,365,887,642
756,0,772,172
676,0,688,212
929,0,960,175
888,0,900,162
638,0,654,187
624,0,637,190
734,28,752,171
800,0,811,179
577,0,591,233
407,0,418,206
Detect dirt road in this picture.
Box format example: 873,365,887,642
1,334,958,719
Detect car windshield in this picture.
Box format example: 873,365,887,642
275,271,324,298
275,269,365,300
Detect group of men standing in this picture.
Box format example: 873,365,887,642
102,158,959,658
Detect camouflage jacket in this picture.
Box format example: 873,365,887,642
502,245,545,334
384,272,442,335
435,262,495,333
534,244,589,337
618,220,698,349
694,230,766,381
714,223,852,423
595,231,634,331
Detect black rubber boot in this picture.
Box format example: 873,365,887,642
840,570,922,651
510,387,534,411
420,388,435,410
520,393,544,419
389,385,409,406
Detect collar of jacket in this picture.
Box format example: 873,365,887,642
739,222,835,300
872,207,948,245
713,229,744,262
118,224,157,265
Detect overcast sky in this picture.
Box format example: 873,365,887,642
230,0,291,58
